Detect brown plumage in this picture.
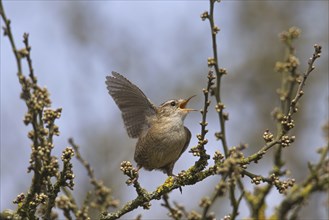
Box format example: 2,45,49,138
105,71,194,176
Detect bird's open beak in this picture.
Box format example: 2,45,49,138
179,95,197,112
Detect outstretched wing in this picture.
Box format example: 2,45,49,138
105,71,156,138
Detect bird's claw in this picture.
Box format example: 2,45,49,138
171,174,183,194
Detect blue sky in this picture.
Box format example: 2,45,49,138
1,1,328,219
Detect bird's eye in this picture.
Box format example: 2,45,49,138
170,101,176,106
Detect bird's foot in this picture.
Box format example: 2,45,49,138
170,174,183,194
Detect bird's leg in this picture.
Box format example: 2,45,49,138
171,174,183,194
166,169,183,194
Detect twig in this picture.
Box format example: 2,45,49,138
238,44,321,167
69,138,119,212
201,177,227,219
276,143,329,219
288,44,322,117
22,33,37,84
208,0,229,158
101,166,217,220
190,70,214,171
161,194,180,220
206,0,237,218
232,191,244,219
2,3,73,219
1,3,44,218
69,138,95,179
45,148,75,219
0,1,22,76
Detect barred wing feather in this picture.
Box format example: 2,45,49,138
105,72,156,138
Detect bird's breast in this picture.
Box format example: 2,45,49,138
134,118,187,169
149,120,186,148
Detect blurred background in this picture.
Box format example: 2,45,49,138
1,1,328,219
